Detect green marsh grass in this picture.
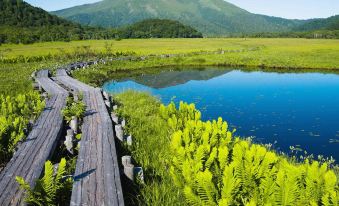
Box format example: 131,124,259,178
115,91,186,205
1,38,339,94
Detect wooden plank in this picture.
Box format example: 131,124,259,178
0,70,68,206
56,70,124,206
56,69,68,76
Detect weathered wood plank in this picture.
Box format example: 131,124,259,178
0,70,68,206
56,70,124,206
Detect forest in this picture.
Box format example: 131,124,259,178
0,0,203,44
117,19,203,39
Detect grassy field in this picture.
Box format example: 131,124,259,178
1,38,338,59
0,38,339,94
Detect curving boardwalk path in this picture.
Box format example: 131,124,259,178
0,70,68,205
56,69,124,206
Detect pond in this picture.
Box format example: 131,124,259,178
103,67,339,161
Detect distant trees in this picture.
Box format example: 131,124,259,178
244,30,339,39
1,0,202,45
117,19,203,38
0,0,119,44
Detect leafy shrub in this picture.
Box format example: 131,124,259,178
0,92,45,164
16,158,73,206
160,102,339,205
61,96,86,122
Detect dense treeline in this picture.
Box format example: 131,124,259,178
0,0,202,44
117,19,203,38
234,15,339,39
0,26,118,44
0,0,118,44
293,15,339,32
245,30,339,39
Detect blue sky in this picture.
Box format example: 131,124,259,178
26,0,339,19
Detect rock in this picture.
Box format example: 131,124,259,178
115,125,124,141
70,116,78,134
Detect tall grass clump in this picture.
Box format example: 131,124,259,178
116,91,338,206
115,91,186,205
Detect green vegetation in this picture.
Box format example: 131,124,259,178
247,15,339,39
52,0,303,36
16,158,73,206
247,30,339,39
1,38,338,95
0,0,117,44
115,91,185,205
0,92,45,166
0,1,202,45
161,101,339,205
294,15,339,32
61,96,86,122
118,19,202,38
115,91,339,205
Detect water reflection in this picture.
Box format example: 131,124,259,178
103,67,339,160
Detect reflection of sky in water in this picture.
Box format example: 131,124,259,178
103,69,339,160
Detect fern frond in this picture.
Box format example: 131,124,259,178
42,160,56,204
184,186,204,206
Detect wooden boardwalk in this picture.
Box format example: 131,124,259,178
0,70,68,205
56,69,124,206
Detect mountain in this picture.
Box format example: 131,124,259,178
52,0,304,36
130,68,231,89
293,15,339,31
0,0,116,44
118,19,203,38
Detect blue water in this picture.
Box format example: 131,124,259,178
103,68,339,160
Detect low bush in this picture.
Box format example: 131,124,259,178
0,92,45,165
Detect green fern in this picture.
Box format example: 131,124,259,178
16,158,72,206
163,101,339,206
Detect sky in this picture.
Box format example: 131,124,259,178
26,0,339,19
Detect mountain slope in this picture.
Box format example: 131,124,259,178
293,15,339,31
52,0,304,36
0,0,117,44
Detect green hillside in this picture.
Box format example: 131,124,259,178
118,19,203,38
0,0,116,44
293,15,339,31
52,0,304,36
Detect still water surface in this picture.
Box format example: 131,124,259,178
103,68,339,160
